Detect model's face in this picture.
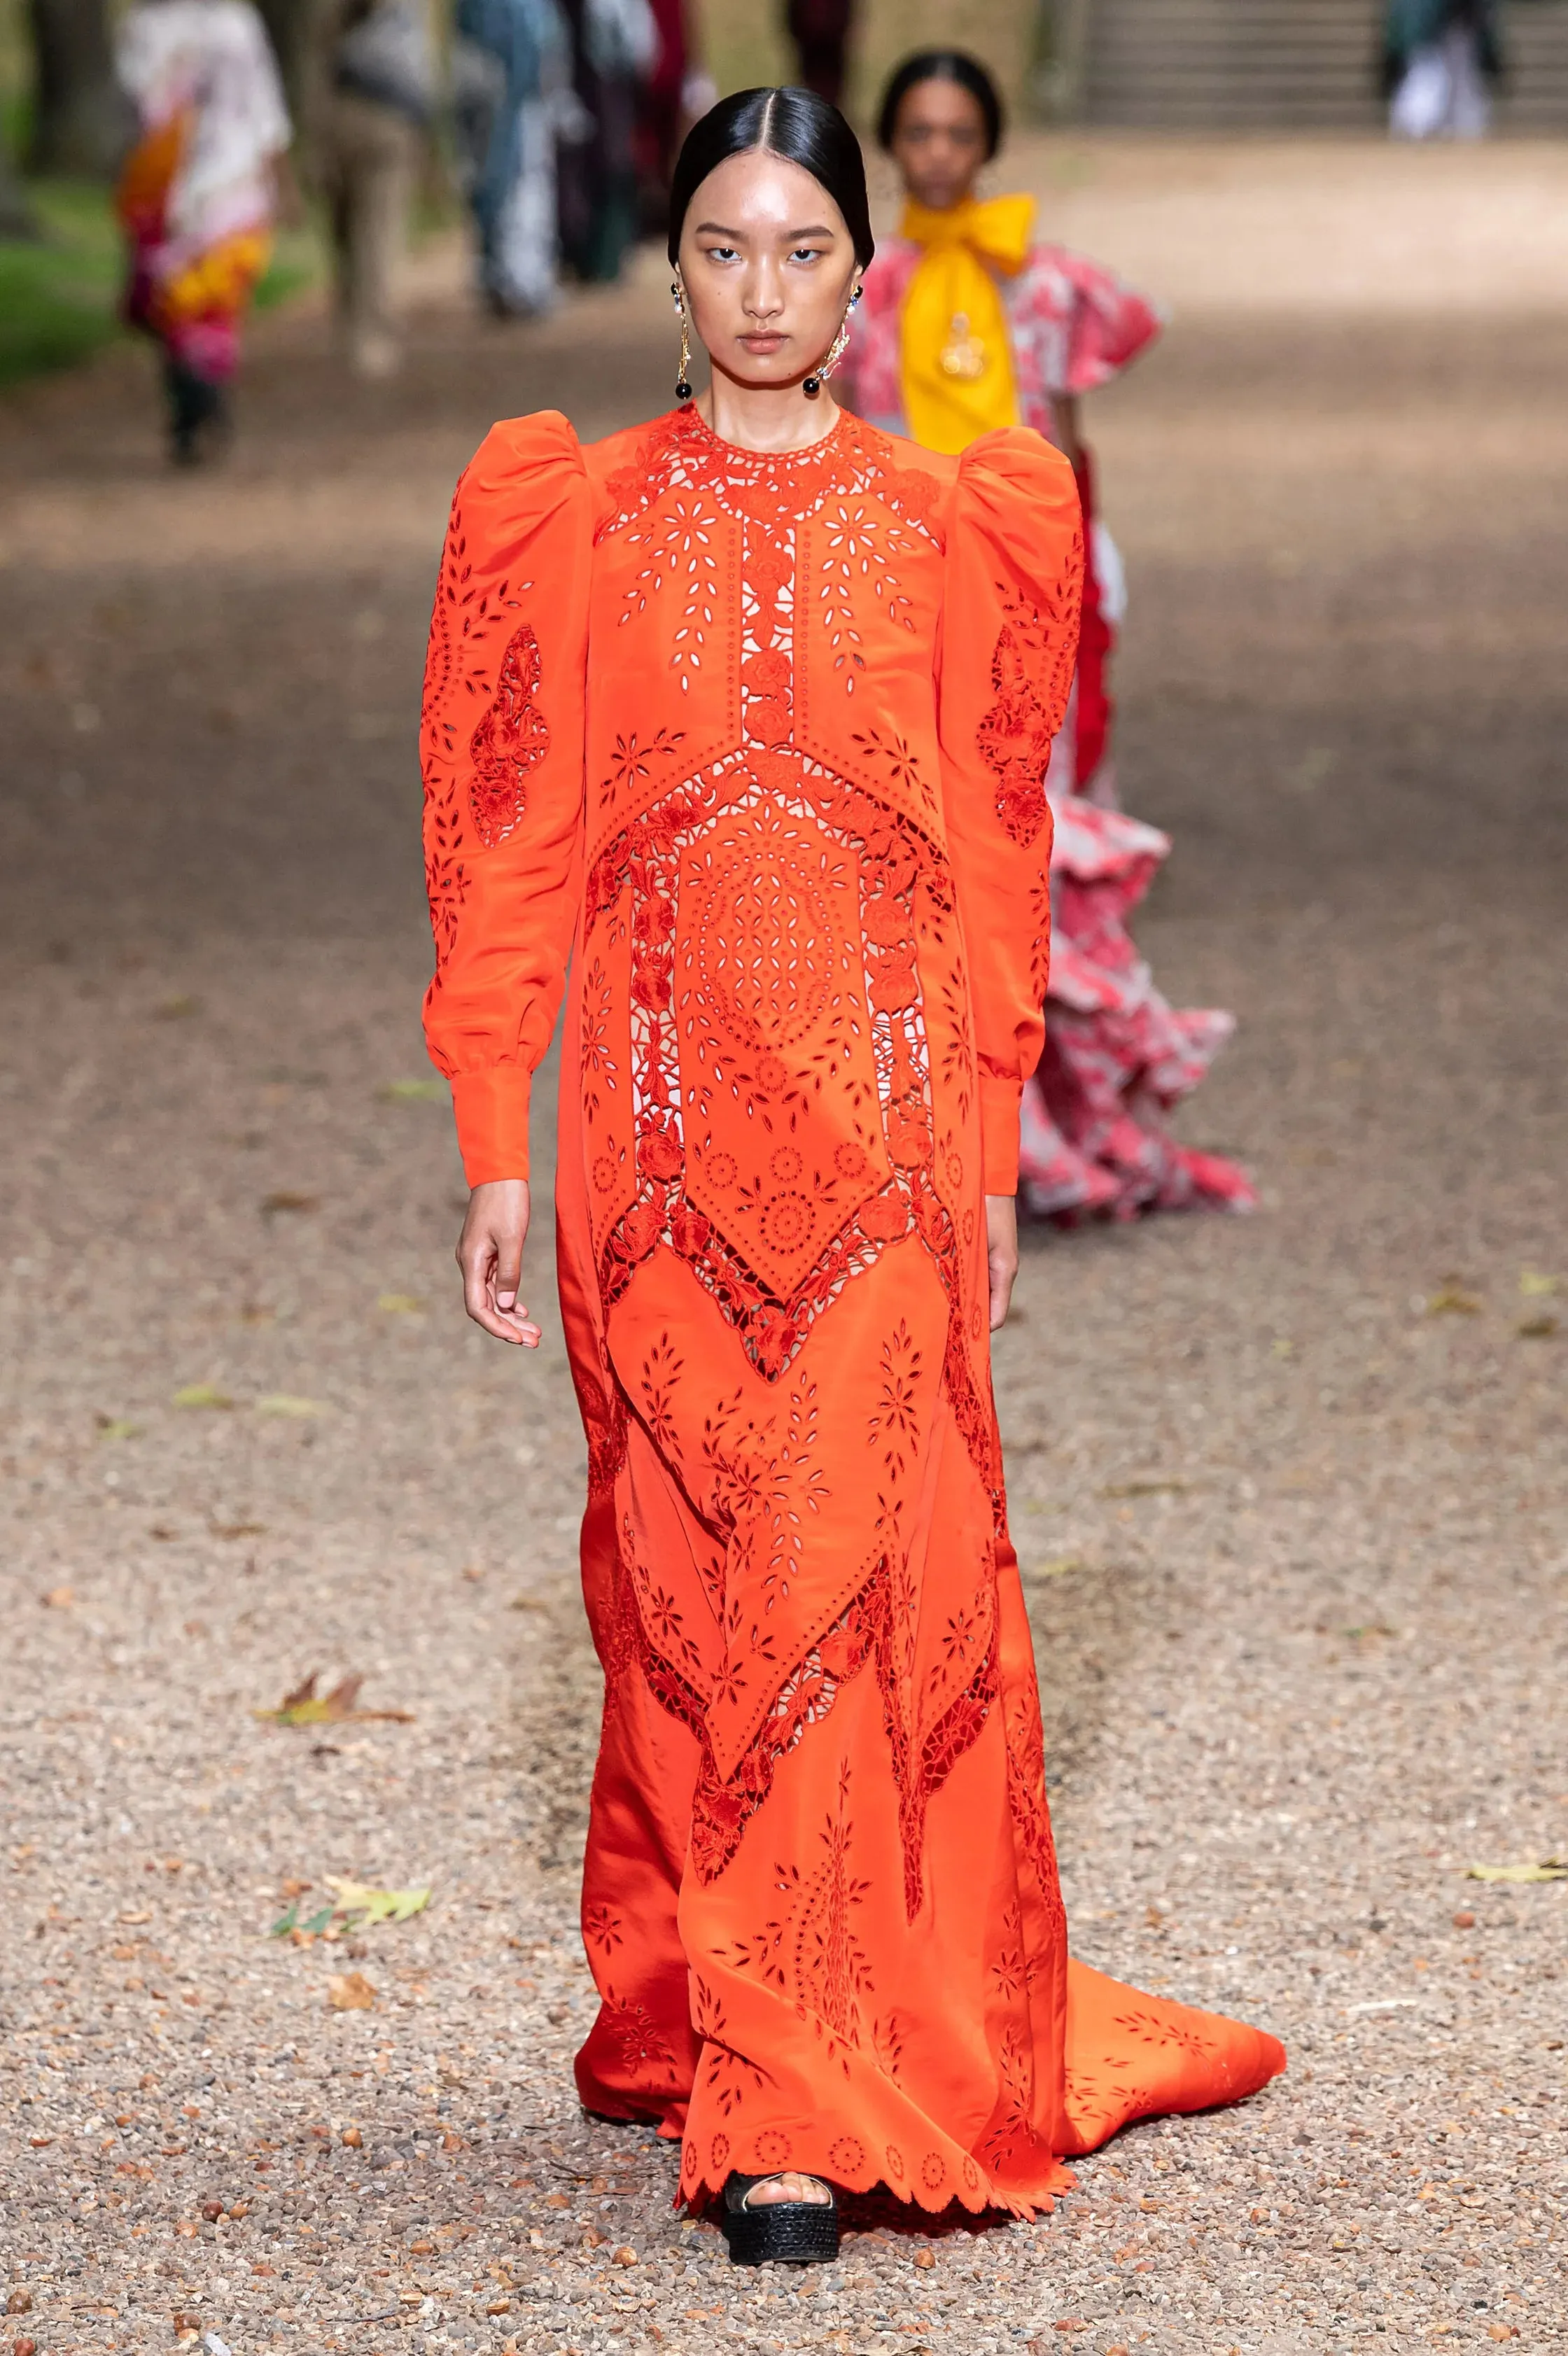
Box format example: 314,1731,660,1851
888,78,989,211
678,150,860,393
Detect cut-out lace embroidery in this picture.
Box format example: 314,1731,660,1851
468,620,549,846
976,577,1083,846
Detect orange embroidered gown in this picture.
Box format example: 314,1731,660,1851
421,402,1284,2217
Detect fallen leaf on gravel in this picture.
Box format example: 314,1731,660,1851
255,1394,327,1417
1466,1858,1567,1883
254,1673,413,1727
260,1191,320,1214
327,1971,376,2010
94,1415,141,1440
611,2246,637,2267
1519,1270,1560,1296
1099,1478,1191,1499
1426,1284,1481,1315
377,1293,426,1314
1517,1314,1559,1339
912,2248,936,2269
173,1383,234,1410
1026,1555,1085,1580
270,1895,333,1937
40,1586,74,1608
321,1879,430,1930
378,1078,448,1102
5,2294,31,2316
212,1520,267,1538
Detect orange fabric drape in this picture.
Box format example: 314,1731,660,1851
421,405,1284,2215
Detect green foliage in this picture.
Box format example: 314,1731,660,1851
0,179,120,384
0,176,319,391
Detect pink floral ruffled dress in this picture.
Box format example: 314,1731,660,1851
842,236,1257,1221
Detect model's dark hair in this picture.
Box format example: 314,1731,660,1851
876,48,1004,160
667,86,875,269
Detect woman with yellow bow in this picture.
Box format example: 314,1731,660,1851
840,50,1258,1224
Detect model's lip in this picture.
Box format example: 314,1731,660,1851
739,333,788,351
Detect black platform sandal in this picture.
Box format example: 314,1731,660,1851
720,2171,839,2266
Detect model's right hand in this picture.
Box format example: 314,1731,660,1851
456,1179,539,1346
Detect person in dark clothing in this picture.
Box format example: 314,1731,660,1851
785,0,854,106
558,0,657,282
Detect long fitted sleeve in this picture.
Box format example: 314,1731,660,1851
420,410,592,1183
935,429,1083,1193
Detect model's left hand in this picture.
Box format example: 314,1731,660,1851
985,1193,1018,1331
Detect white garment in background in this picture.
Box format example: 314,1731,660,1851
1390,23,1492,138
116,0,290,248
489,94,557,312
582,0,659,78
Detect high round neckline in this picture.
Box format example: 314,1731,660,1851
678,402,848,467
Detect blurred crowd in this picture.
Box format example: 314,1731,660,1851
107,0,860,458
102,0,1515,465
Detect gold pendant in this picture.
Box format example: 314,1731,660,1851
939,311,988,383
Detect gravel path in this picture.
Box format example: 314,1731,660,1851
1,139,1564,2356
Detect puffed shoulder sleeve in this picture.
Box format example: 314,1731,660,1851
935,429,1083,1193
420,410,592,1184
1046,248,1163,398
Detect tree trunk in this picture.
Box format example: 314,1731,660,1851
25,0,131,176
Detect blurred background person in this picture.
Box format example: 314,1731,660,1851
454,0,569,315
839,48,1255,1221
557,0,659,283
1384,0,1502,137
309,0,436,378
784,0,854,106
631,0,710,233
114,0,290,463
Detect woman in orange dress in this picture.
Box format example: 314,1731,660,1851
421,85,1284,2266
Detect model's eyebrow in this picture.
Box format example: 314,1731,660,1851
692,221,837,240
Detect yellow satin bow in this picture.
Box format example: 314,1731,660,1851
897,194,1037,456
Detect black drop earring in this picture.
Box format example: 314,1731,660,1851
671,279,693,403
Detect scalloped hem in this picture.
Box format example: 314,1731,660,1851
676,2150,1078,2225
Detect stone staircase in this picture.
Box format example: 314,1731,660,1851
1072,0,1568,131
